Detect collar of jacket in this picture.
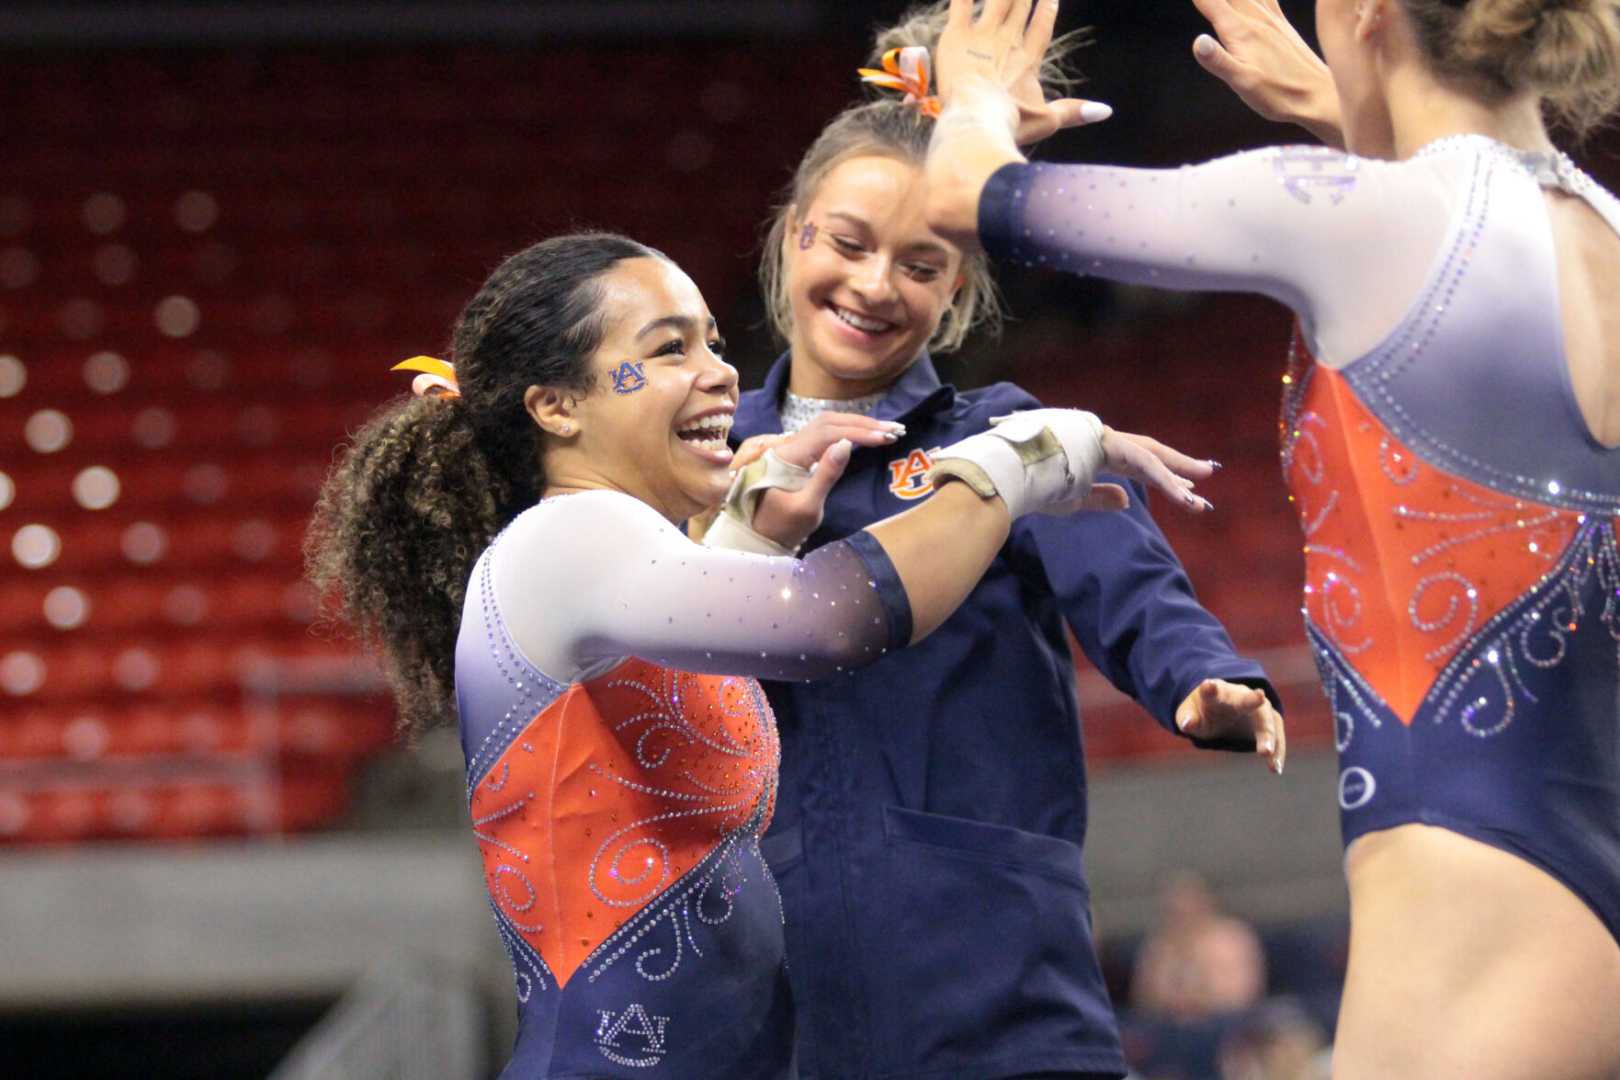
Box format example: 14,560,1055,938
735,350,958,440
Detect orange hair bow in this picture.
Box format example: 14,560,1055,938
858,46,942,119
391,356,460,399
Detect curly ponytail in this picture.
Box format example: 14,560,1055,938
1406,0,1620,136
306,232,665,736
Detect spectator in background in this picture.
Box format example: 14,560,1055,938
1217,999,1330,1080
1131,871,1266,1022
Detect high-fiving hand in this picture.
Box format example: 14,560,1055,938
936,0,1109,146
1190,0,1345,147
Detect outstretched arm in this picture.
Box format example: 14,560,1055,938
502,412,1214,682
1023,493,1285,776
497,487,1007,686
925,1,1452,365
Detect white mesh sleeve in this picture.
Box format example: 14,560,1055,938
979,146,1461,365
490,491,910,685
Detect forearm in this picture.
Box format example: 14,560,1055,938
925,83,1025,252
866,481,1011,644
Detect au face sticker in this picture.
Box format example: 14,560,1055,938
798,221,818,250
610,360,647,395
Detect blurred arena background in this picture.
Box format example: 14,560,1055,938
4,2,1614,1076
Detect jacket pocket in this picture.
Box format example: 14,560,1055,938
882,803,1085,887
871,805,1112,1074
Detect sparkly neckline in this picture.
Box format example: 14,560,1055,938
1412,133,1587,195
780,389,886,434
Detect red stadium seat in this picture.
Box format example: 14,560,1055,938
0,37,1324,832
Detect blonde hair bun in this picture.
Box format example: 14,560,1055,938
1410,0,1620,134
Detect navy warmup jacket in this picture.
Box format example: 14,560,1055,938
739,353,1279,1080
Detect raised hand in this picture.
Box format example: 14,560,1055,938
1176,677,1288,774
926,0,1111,249
1190,0,1345,147
936,0,1108,146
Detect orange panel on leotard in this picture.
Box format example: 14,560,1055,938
1285,353,1585,724
466,657,778,988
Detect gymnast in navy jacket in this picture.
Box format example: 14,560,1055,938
703,80,1287,1078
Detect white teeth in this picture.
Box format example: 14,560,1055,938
831,306,892,333
676,414,732,450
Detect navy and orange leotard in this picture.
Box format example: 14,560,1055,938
978,135,1620,939
454,490,910,1078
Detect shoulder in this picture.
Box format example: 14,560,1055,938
499,490,679,561
1196,144,1434,196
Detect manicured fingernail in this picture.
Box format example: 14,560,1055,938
1208,459,1223,471
1176,711,1191,731
1259,736,1274,754
882,421,906,433
1273,758,1285,776
1080,101,1113,124
1194,34,1217,59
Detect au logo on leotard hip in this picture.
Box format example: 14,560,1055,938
611,361,647,395
888,448,937,501
1338,766,1377,811
595,1003,670,1068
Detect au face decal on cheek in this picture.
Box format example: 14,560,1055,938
610,360,647,395
798,221,818,251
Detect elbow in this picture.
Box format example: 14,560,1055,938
819,623,888,674
780,616,894,681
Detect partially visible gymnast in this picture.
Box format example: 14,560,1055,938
305,231,1213,1078
924,0,1620,1074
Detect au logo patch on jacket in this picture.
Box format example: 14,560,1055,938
887,448,937,501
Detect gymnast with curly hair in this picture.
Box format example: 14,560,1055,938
306,230,1212,1078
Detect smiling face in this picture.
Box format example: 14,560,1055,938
533,256,738,522
783,154,964,399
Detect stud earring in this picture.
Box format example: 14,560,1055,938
560,423,573,435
